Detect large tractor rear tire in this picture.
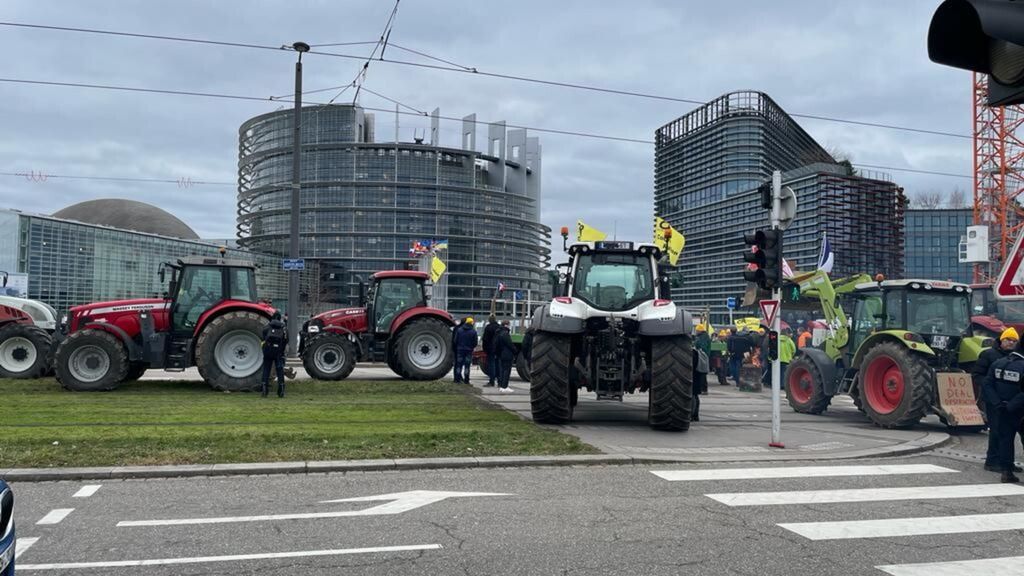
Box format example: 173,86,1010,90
785,355,832,414
302,332,357,381
392,318,452,380
195,311,267,392
529,332,573,424
515,352,530,382
648,336,693,431
124,362,148,382
54,329,128,391
0,323,52,379
859,341,932,428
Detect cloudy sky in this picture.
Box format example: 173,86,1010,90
0,1,971,244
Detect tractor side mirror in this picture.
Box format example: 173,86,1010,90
0,272,7,288
659,276,672,299
158,264,166,284
358,280,367,307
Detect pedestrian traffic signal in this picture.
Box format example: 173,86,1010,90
767,330,779,361
742,229,783,290
929,0,1024,106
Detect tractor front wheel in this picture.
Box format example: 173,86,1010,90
0,323,52,379
54,329,128,391
648,336,693,431
302,333,356,381
785,356,831,414
392,318,452,380
859,341,932,428
195,311,267,392
124,362,148,382
515,352,531,382
529,332,573,424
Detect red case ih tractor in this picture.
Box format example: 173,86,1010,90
0,271,54,379
52,256,278,392
301,271,454,381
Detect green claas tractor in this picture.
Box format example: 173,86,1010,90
785,271,986,429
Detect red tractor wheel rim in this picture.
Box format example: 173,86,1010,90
788,365,813,404
864,355,904,415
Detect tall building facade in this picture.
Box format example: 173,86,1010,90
237,104,549,316
655,91,906,323
904,208,973,283
0,207,287,314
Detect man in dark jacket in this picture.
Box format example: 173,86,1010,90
482,316,500,387
986,348,1024,483
453,317,478,384
976,327,1022,472
494,320,517,392
261,312,288,398
726,327,752,386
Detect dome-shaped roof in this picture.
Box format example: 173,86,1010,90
53,199,199,240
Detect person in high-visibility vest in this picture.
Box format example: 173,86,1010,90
797,326,813,349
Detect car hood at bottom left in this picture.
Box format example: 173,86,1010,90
0,479,14,574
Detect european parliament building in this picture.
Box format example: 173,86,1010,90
236,104,549,316
655,91,906,323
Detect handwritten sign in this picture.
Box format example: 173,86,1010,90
935,372,984,426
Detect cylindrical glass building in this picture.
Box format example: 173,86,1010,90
237,104,549,315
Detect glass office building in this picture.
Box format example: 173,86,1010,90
655,91,905,324
237,104,549,316
0,208,288,314
904,208,973,283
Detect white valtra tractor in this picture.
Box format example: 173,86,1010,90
529,240,694,431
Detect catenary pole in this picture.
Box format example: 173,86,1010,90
288,41,310,357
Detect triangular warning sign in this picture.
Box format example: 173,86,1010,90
995,229,1024,300
760,299,779,328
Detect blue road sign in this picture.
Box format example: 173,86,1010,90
514,290,523,301
282,258,305,271
726,297,737,310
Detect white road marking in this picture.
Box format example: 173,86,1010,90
651,464,958,482
15,537,39,560
72,485,101,498
780,511,1024,540
17,544,443,571
876,556,1024,576
119,490,511,527
707,483,1024,506
36,509,74,525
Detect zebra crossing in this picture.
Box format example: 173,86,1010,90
651,462,1024,574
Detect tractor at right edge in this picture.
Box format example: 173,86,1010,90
785,271,986,429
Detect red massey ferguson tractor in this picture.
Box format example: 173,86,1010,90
0,271,54,379
52,256,278,392
300,271,454,381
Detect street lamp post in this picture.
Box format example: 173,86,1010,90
288,41,310,357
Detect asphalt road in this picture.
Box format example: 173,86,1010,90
10,454,1024,575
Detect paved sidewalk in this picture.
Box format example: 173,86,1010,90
470,367,950,462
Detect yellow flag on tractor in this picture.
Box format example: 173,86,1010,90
576,220,607,242
653,217,685,265
430,254,447,282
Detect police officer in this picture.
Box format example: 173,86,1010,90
986,348,1024,483
974,327,1021,472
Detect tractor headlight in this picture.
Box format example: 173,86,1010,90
307,325,320,333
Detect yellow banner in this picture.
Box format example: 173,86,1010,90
430,255,447,282
576,220,607,242
653,217,685,265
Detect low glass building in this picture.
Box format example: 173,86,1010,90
904,208,973,283
237,104,549,316
0,208,288,314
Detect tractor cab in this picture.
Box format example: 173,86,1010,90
163,257,260,334
364,271,430,336
849,280,973,367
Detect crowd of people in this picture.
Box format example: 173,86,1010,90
972,327,1024,483
451,315,519,393
715,323,799,389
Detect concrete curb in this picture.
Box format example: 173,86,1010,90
0,433,951,482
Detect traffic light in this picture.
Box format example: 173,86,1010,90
767,330,779,362
742,229,783,290
929,0,1024,106
758,181,772,210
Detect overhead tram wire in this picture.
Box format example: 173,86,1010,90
0,20,972,141
0,171,234,186
0,77,971,175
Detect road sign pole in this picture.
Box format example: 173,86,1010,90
770,170,784,448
